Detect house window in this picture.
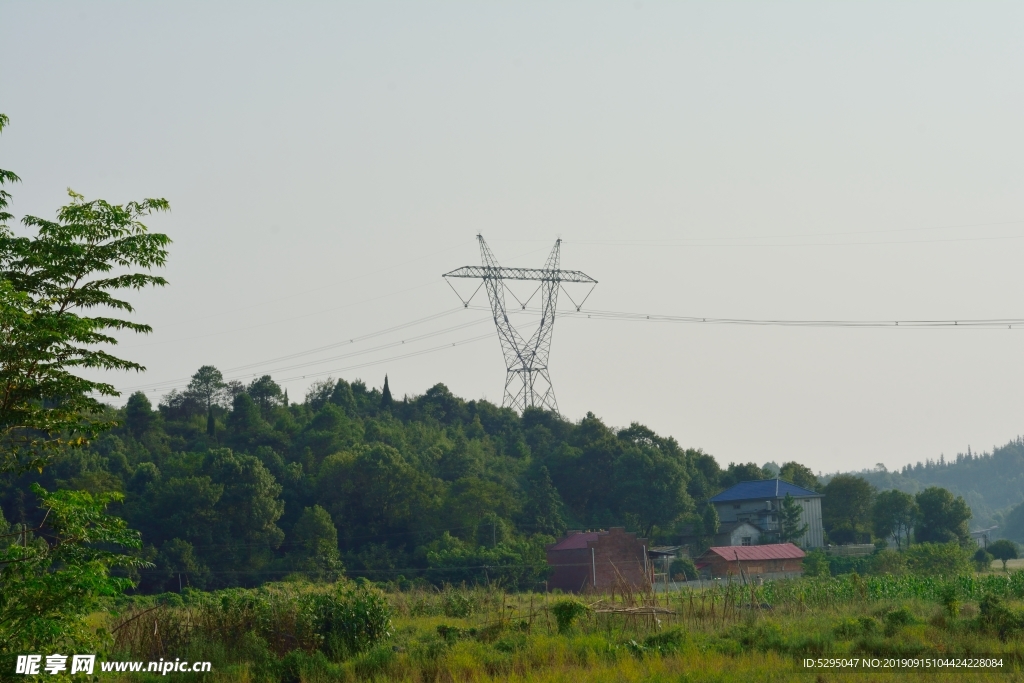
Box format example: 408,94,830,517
733,504,741,509
741,537,752,546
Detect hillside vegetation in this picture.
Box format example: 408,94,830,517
1,368,781,592
844,441,1024,534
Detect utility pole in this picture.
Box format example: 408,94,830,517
444,235,596,413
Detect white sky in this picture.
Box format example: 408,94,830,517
2,2,1023,474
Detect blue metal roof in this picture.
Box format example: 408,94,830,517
709,479,822,503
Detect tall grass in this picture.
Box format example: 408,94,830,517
104,573,1024,682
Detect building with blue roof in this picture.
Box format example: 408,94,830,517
709,479,824,548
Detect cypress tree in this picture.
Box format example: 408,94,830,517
524,466,566,536
381,374,393,409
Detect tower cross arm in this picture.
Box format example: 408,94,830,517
443,266,597,284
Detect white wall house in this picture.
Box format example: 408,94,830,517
710,479,824,548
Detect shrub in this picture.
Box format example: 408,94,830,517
904,542,972,576
549,598,590,634
974,548,995,572
882,607,918,636
324,583,393,657
669,557,698,581
803,550,830,578
871,549,908,576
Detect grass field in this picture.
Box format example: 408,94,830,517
100,572,1024,682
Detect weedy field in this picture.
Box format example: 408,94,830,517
100,572,1024,682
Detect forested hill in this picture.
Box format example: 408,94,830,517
843,440,1024,532
0,368,785,592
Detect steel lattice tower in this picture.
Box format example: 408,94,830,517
444,235,597,413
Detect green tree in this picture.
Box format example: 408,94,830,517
0,143,170,471
153,539,210,592
381,374,393,409
987,539,1018,571
915,486,971,545
780,493,808,544
822,474,876,544
227,392,270,451
973,547,994,572
247,375,283,417
289,505,343,581
613,432,692,538
205,449,285,582
186,365,225,436
521,466,566,536
0,485,148,658
124,391,156,438
720,462,770,488
779,461,820,491
872,489,919,550
1002,500,1024,544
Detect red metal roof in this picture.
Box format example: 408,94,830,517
703,543,805,562
548,531,602,551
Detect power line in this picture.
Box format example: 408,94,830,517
481,306,1024,329
491,218,1024,247
126,310,477,392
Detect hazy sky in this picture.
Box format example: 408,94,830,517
3,2,1023,474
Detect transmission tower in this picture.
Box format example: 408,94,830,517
443,235,597,413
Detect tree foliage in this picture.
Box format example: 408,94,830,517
779,493,808,544
822,474,876,544
0,485,147,658
0,118,170,472
987,539,1018,571
914,486,971,545
872,489,919,550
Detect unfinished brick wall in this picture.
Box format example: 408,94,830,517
546,527,651,593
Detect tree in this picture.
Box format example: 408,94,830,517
187,366,226,418
0,114,167,658
778,461,820,491
822,475,876,544
0,127,170,472
1003,501,1024,544
720,462,770,488
205,449,285,581
872,489,919,550
247,375,283,417
987,539,1018,571
289,505,343,581
521,466,566,536
0,485,148,656
915,487,971,545
973,547,994,572
124,391,156,438
380,374,393,409
613,434,692,538
780,493,808,544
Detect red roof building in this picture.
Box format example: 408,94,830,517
546,527,652,593
696,543,805,580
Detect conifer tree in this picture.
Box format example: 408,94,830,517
381,374,393,409
523,466,566,536
780,493,808,544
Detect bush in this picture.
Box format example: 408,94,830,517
871,549,908,576
803,550,830,578
904,542,972,576
318,583,393,657
669,557,698,581
974,548,995,572
549,598,590,634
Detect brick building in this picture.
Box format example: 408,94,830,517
546,527,652,592
696,543,805,580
